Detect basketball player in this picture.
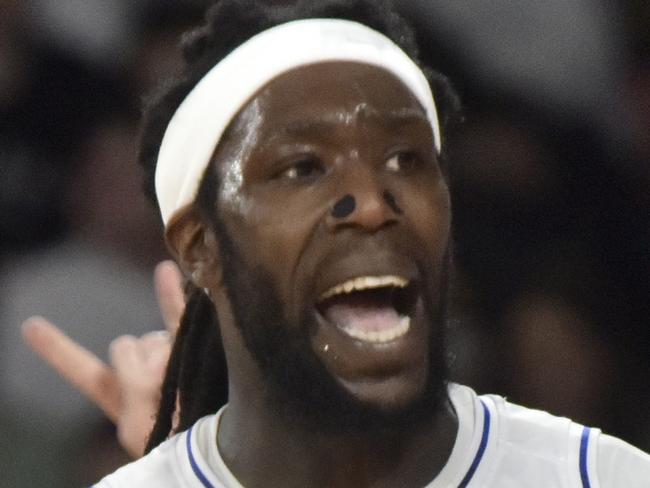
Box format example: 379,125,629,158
23,1,650,486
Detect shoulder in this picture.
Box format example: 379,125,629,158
471,388,650,487
482,390,576,444
595,432,650,487
93,431,188,488
445,385,587,487
473,389,583,485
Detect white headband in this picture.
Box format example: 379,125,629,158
155,18,441,225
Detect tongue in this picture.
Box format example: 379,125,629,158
321,291,401,332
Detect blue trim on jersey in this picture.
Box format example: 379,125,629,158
458,398,491,488
579,427,592,488
187,425,216,488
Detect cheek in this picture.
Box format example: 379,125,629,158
219,189,327,307
401,179,451,251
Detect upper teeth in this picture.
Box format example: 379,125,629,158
320,275,408,301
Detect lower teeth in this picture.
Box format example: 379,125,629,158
341,316,410,343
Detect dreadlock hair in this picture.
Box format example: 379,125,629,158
142,0,462,454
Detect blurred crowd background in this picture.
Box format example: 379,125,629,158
0,0,648,486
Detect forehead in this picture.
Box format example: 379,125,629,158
228,61,429,141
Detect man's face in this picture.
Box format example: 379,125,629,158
206,62,451,426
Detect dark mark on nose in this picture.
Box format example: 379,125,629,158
332,194,356,219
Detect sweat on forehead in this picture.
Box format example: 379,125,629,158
154,18,442,226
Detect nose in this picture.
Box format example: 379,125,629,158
326,177,401,232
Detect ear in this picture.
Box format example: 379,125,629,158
164,205,222,290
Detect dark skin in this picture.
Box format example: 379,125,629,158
167,62,456,487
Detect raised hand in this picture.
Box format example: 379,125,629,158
22,260,185,458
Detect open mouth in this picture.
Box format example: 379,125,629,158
316,276,418,344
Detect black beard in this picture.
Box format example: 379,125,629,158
214,219,450,435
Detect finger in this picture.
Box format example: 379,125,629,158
139,331,172,371
154,260,185,337
110,334,167,399
139,330,171,350
22,316,120,422
109,335,143,381
110,335,164,459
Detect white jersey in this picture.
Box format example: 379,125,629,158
94,384,650,487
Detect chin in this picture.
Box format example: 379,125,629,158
339,373,432,413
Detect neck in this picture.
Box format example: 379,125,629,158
218,388,457,488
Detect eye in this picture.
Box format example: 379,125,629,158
276,157,325,182
385,150,420,173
